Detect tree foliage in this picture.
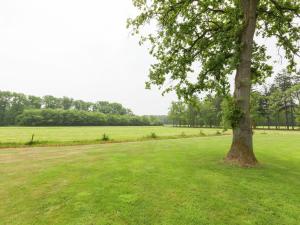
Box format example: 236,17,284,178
128,0,299,99
168,70,300,129
16,109,161,126
168,95,222,127
0,91,134,126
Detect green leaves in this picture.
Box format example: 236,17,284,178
221,97,244,129
128,0,300,99
168,95,222,127
258,0,300,72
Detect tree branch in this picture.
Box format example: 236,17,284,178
269,0,300,17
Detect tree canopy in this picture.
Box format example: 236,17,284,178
128,0,299,98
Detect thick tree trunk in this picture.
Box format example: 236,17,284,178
226,0,259,166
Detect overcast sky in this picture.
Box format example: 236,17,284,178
0,0,178,115
0,1,296,115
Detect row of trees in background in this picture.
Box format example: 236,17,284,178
0,92,162,126
169,70,300,130
251,70,300,129
168,95,222,128
17,109,160,126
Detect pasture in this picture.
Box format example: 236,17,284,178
0,126,229,147
0,130,299,225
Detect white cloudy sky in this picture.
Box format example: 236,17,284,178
0,0,296,115
0,0,178,115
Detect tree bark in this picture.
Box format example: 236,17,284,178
226,0,259,166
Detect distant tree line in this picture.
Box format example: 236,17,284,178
0,92,161,126
168,95,223,128
16,109,160,126
250,70,300,130
143,115,170,125
168,70,300,130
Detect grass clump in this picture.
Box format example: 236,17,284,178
101,133,110,141
148,132,158,139
215,131,222,135
199,130,206,136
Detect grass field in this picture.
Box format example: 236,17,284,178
0,126,229,147
0,130,299,225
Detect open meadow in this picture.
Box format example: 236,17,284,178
1,0,300,224
0,126,230,147
0,129,299,225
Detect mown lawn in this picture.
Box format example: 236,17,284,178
0,126,228,147
0,132,299,225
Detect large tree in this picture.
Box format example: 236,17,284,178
128,0,299,166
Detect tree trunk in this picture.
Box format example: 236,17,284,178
226,0,259,167
284,100,289,130
290,100,295,130
277,113,280,129
267,116,270,130
275,113,278,130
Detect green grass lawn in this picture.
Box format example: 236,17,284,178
0,132,299,225
0,126,228,147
